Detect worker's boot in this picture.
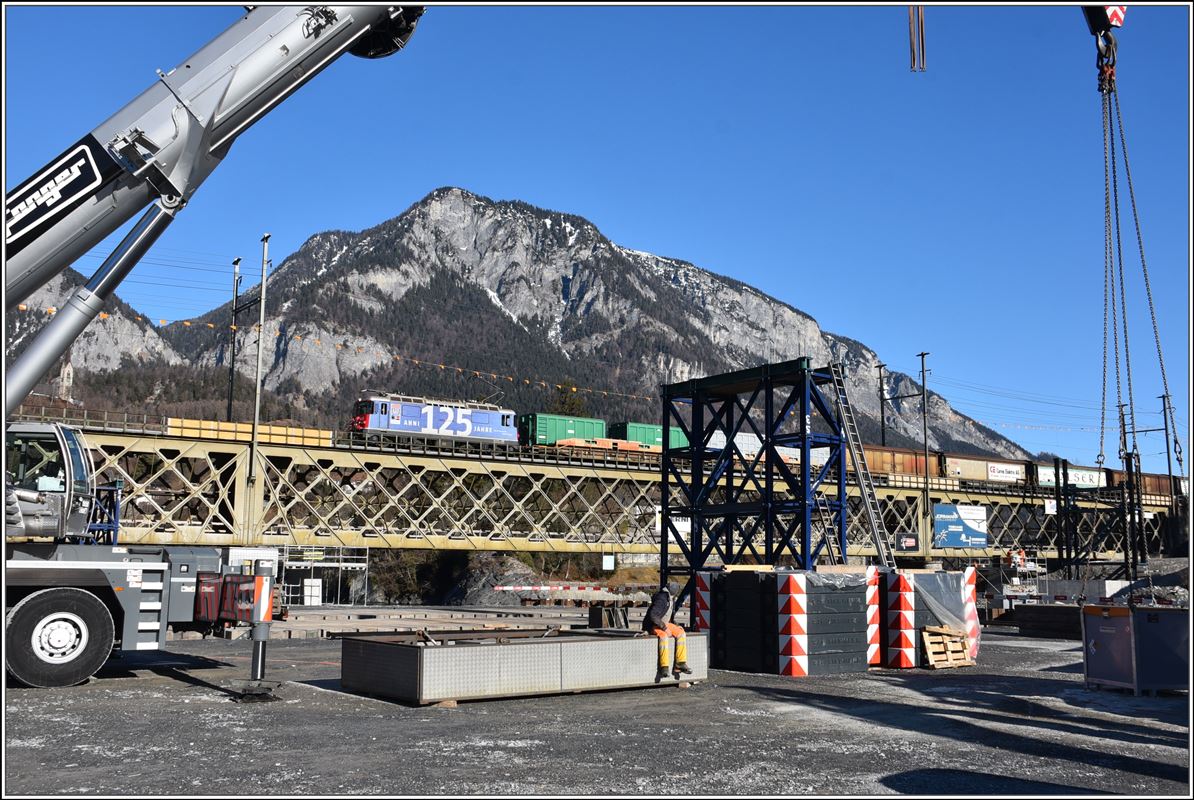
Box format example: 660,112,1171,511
673,662,693,677
655,666,670,683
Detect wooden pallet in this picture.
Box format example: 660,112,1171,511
921,625,974,669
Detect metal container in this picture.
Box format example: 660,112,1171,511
1081,604,1189,694
944,456,988,481
340,629,708,704
868,447,927,477
517,413,606,445
609,422,688,449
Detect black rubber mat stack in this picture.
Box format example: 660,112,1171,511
709,570,774,671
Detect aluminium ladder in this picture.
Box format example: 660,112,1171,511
828,363,896,568
813,492,843,565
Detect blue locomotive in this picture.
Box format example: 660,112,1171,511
350,392,518,445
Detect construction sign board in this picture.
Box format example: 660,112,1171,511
932,504,989,548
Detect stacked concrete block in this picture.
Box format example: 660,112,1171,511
886,572,917,668
708,568,872,677
778,570,872,676
777,572,808,677
866,566,882,666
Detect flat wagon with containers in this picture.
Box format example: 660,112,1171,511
347,390,1184,499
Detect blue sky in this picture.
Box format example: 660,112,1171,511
4,4,1190,473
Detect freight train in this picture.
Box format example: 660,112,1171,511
349,392,1184,497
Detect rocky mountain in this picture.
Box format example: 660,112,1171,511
5,187,1029,459
5,268,184,372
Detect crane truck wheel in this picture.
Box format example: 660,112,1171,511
5,588,115,688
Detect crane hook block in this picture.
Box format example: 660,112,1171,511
1083,6,1126,36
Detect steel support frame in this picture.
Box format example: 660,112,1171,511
661,359,847,614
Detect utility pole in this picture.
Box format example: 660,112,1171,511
226,257,245,421
1160,393,1175,497
1116,403,1137,581
1123,399,1175,559
1160,394,1176,556
248,234,270,489
876,362,887,447
918,352,931,525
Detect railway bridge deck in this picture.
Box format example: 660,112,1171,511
12,407,1179,559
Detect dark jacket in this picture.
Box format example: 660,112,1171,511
643,589,672,631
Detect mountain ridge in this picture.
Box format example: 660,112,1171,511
6,186,1029,460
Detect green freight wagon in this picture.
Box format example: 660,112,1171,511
609,422,689,449
518,413,606,446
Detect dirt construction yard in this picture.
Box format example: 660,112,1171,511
3,628,1189,795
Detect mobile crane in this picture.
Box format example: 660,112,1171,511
5,5,423,687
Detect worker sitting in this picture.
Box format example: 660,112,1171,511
644,585,692,682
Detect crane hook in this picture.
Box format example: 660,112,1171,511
1096,29,1117,93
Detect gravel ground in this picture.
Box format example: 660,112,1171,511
3,630,1188,796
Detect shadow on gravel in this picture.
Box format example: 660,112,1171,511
872,669,1189,735
731,677,1188,787
92,651,232,680
881,768,1112,795
149,665,246,698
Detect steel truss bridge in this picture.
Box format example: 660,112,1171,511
13,408,1179,559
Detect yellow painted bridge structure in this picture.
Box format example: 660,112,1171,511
16,407,1180,560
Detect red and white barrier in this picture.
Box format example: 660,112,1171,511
777,573,808,678
252,573,274,624
866,566,881,666
886,572,917,668
962,566,980,659
693,571,714,632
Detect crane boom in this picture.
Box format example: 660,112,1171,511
4,5,423,415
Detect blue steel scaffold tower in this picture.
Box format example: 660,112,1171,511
660,357,849,615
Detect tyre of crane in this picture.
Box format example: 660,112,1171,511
5,587,115,688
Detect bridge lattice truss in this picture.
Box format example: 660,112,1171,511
78,429,1171,556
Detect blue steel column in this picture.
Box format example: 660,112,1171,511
660,386,670,590
724,398,734,561
801,364,812,569
764,373,775,564
692,389,705,581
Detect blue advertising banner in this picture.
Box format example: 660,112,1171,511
932,504,989,548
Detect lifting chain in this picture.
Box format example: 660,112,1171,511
1111,91,1184,477
1096,30,1183,478
1097,91,1112,468
1107,91,1140,461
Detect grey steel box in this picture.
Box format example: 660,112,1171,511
1081,604,1189,694
341,630,708,704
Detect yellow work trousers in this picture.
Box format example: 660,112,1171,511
652,622,687,669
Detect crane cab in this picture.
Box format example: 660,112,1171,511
5,422,94,540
